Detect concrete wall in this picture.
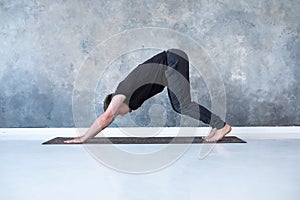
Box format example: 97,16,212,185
0,0,299,128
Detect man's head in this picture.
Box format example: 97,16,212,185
103,93,114,111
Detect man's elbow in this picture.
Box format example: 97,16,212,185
98,110,114,125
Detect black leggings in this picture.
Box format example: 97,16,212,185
165,49,225,129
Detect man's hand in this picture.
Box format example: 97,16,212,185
64,136,85,144
63,95,124,144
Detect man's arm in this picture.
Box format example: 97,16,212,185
64,95,126,143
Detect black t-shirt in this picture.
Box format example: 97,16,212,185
114,51,168,110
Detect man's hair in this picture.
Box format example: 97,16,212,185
103,93,114,111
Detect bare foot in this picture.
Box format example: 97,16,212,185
202,128,217,140
205,124,232,142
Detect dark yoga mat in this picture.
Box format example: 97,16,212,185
42,136,246,145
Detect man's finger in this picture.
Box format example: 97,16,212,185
62,136,83,144
64,139,75,144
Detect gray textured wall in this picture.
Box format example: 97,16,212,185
0,0,299,128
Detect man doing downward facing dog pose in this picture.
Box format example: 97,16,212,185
65,49,232,144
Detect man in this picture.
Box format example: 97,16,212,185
65,49,231,144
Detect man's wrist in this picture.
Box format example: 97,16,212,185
80,135,89,143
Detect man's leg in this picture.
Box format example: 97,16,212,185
165,49,230,140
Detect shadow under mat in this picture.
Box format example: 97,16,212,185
42,136,246,145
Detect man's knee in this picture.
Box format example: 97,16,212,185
171,102,192,115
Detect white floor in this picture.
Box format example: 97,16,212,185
0,127,299,200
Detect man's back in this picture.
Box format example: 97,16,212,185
113,51,168,110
